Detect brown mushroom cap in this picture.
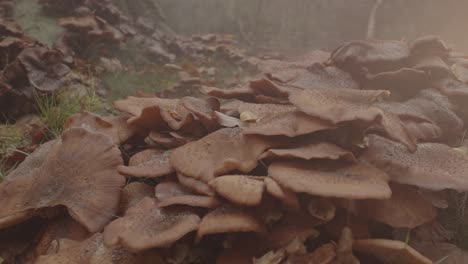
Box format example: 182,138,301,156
345,184,436,228
289,87,388,124
103,197,200,252
259,142,356,161
289,88,417,151
410,35,450,57
117,149,174,178
353,239,432,264
362,134,468,191
146,131,190,149
0,128,124,232
64,111,137,144
209,175,265,206
365,68,428,99
119,182,154,215
452,59,468,83
113,96,178,130
5,139,58,181
155,182,220,208
34,216,90,257
177,172,215,196
411,55,451,79
36,233,142,264
264,178,300,210
236,102,334,137
196,205,266,241
254,50,329,74
181,96,220,131
170,127,275,183
330,39,410,73
200,85,256,101
273,64,359,91
376,89,463,142
18,47,70,92
269,161,391,199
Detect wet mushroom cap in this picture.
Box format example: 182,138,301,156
103,197,200,252
269,161,391,199
155,182,220,208
117,149,174,178
362,134,468,191
209,175,265,206
0,128,124,232
344,184,436,228
119,182,154,214
170,127,275,183
264,177,300,210
197,205,266,241
177,172,215,196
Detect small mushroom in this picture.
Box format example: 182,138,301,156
353,239,432,264
237,102,334,137
117,149,174,178
177,172,215,196
103,197,200,252
196,205,266,241
113,96,178,130
264,178,300,210
119,182,154,214
155,182,220,208
181,96,220,131
146,131,191,149
209,175,265,206
269,161,391,199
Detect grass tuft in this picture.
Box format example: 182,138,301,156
34,83,104,139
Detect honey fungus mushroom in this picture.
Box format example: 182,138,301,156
0,128,124,232
103,197,200,252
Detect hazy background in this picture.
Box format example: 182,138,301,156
158,0,468,54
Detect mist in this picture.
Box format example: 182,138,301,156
159,0,468,53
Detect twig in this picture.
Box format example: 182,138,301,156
367,0,384,39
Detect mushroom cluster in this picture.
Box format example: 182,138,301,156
0,7,70,120
3,36,468,263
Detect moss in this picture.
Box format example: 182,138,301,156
13,0,64,47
